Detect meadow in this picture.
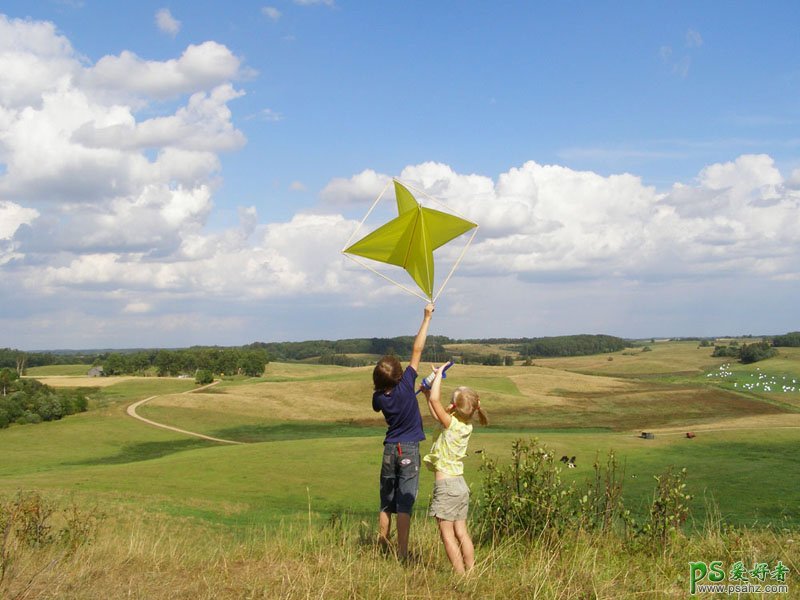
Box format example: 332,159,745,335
1,341,799,598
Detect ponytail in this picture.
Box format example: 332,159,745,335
453,386,488,426
475,404,489,426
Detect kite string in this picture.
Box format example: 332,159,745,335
342,254,431,302
341,179,393,252
432,226,478,304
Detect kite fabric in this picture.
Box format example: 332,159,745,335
342,180,478,301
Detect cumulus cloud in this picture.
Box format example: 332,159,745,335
155,8,181,36
83,41,242,100
320,156,800,287
1,15,797,348
319,169,390,207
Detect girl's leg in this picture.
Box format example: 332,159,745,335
436,518,465,574
453,520,474,571
378,511,392,549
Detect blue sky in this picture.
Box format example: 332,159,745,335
0,1,798,349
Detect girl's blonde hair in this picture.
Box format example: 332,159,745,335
449,386,488,426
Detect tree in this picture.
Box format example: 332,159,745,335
739,342,777,364
483,354,503,366
0,368,18,396
15,353,27,376
103,353,127,376
195,369,214,385
772,332,800,347
239,351,268,377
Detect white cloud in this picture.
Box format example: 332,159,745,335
1,15,798,349
258,107,283,122
318,157,800,287
83,41,241,100
123,301,152,314
0,15,80,108
262,6,282,21
293,0,335,6
686,29,703,48
155,9,181,37
0,200,39,239
319,169,390,207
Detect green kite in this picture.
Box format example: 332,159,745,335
342,180,478,301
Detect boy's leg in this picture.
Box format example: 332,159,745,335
395,443,420,561
436,518,465,574
396,512,410,559
453,519,474,571
378,444,398,550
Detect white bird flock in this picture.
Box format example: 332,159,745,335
706,363,798,393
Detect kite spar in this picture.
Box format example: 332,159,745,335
342,180,478,302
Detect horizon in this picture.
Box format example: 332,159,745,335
15,331,785,355
1,2,798,349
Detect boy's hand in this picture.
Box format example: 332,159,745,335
424,303,435,319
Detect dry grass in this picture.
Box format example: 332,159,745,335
534,342,723,376
23,376,141,388
3,506,797,600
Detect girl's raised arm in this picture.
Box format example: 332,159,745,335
424,365,451,428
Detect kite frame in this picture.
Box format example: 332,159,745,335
341,178,479,303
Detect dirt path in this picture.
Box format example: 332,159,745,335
126,381,244,445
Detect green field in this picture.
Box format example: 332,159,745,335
2,343,800,597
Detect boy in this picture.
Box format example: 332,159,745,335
372,302,434,560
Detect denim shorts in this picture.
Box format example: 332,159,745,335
428,476,470,521
379,442,420,514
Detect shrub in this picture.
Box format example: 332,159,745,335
482,354,503,366
633,467,691,550
195,369,214,385
476,438,691,551
477,439,574,539
739,342,778,364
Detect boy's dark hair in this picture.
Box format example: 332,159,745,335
373,355,403,392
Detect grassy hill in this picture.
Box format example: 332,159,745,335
2,342,799,597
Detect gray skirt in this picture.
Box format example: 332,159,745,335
428,476,469,521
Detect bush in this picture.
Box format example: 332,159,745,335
739,342,778,364
712,345,739,358
476,438,691,551
195,369,214,385
0,491,103,587
482,354,503,366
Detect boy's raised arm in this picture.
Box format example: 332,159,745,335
409,302,435,373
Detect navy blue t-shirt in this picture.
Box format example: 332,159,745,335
372,365,426,443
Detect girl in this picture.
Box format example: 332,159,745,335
421,365,488,574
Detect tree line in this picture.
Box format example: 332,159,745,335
0,369,88,428
512,334,629,358
712,341,778,364
102,347,270,377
